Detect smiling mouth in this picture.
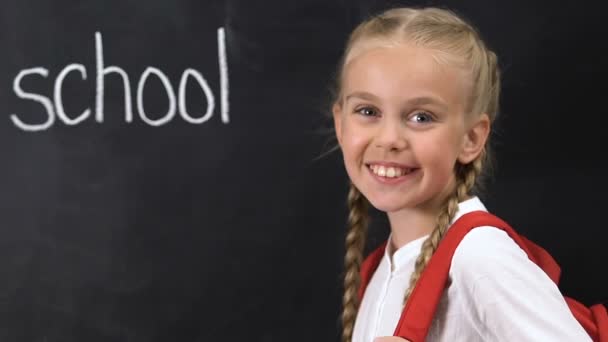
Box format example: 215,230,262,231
366,164,416,178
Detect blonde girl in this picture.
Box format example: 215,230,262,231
331,6,591,342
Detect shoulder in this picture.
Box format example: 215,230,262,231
449,225,552,288
453,225,527,264
448,224,566,311
445,227,592,340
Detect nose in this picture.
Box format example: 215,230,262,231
374,117,408,151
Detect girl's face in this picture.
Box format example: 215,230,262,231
333,43,483,213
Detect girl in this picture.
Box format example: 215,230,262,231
330,6,592,342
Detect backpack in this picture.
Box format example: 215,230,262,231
358,210,608,342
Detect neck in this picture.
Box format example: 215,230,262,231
386,207,438,256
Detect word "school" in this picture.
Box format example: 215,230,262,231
10,28,229,132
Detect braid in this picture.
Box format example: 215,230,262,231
402,153,485,304
401,187,460,303
341,183,369,342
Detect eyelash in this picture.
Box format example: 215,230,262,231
355,107,378,117
354,106,435,123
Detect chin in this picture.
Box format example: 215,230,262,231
365,196,407,213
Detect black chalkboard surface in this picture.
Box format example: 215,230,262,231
1,0,606,341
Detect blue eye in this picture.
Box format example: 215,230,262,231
410,111,433,123
355,107,378,117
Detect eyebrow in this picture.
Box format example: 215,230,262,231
344,91,448,111
344,91,380,102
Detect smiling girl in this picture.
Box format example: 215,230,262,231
330,7,592,342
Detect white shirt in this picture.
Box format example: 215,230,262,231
352,197,591,342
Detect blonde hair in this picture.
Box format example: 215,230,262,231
334,7,501,342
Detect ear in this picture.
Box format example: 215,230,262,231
332,102,343,146
458,113,490,164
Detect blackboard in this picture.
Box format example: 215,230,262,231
1,0,606,341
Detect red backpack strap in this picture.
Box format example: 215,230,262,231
392,210,529,341
392,210,607,342
590,303,608,341
565,297,608,341
358,241,387,301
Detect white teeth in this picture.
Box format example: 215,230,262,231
369,164,411,178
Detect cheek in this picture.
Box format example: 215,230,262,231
340,122,369,161
414,131,461,171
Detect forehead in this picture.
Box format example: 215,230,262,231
342,44,469,109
